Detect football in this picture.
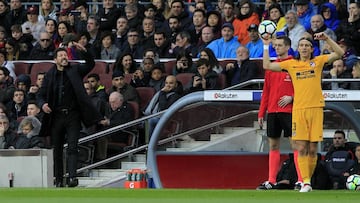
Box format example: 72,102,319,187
346,174,360,190
258,20,277,40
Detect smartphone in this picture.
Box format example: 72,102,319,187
70,10,81,16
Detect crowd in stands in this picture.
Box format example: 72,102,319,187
1,0,360,171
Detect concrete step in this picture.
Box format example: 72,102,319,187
178,141,209,148
133,154,146,162
210,134,225,141
166,147,191,152
89,169,126,177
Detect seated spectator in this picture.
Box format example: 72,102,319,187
4,39,21,61
268,3,286,31
39,0,58,22
109,71,140,104
224,46,260,87
9,25,33,59
16,74,31,97
320,2,340,32
28,72,45,101
206,23,240,58
130,68,149,88
153,30,171,58
323,59,352,90
173,51,196,75
206,10,222,40
233,0,259,45
114,16,129,50
0,26,6,49
124,2,142,30
324,130,357,189
26,100,43,121
76,31,99,59
85,15,101,55
87,73,108,102
146,75,183,136
0,1,10,35
170,31,196,57
0,115,17,149
307,15,337,52
6,89,27,123
0,67,16,106
186,58,218,92
149,66,165,92
140,57,154,82
0,49,16,80
196,26,215,56
97,0,122,32
5,0,27,34
45,18,58,43
294,0,316,31
103,91,134,154
14,116,44,149
21,5,45,45
143,49,160,66
221,0,236,24
69,0,89,35
28,31,55,60
113,52,137,74
281,10,306,52
245,24,263,58
140,17,156,51
121,29,144,59
100,31,121,60
199,48,223,74
187,9,207,45
350,61,360,90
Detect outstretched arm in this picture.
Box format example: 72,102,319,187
262,37,282,72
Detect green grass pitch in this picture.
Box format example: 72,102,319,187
0,189,358,203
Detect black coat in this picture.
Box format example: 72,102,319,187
38,51,103,137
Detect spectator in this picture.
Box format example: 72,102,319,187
225,46,260,87
199,48,222,74
45,18,57,42
29,31,55,60
281,10,306,51
153,30,171,58
109,71,139,104
138,57,154,83
323,59,352,90
221,0,235,24
169,0,192,30
246,24,263,58
100,31,121,60
188,9,207,45
70,0,89,35
97,0,122,32
39,0,58,22
0,0,10,34
125,3,142,30
173,51,195,75
329,0,348,20
22,5,45,45
9,24,33,59
0,26,6,49
307,15,337,52
114,16,129,50
167,15,181,45
233,0,259,45
206,23,240,58
57,0,74,23
14,116,44,149
187,58,219,92
54,21,71,48
5,0,27,35
196,26,215,56
6,89,27,123
141,17,156,50
268,3,286,31
0,49,16,80
206,10,222,39
0,115,16,149
320,2,340,32
294,0,316,31
26,100,42,120
142,49,160,65
76,31,98,59
145,3,166,31
171,31,196,57
0,67,16,105
148,66,165,92
336,2,360,55
130,68,149,88
350,61,360,90
4,39,21,61
261,0,277,21
16,74,31,94
86,15,101,54
28,72,45,101
121,29,144,59
87,73,108,103
113,52,137,74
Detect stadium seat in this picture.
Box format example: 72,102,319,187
13,62,31,75
30,62,54,85
175,73,195,88
253,59,265,78
87,61,108,75
124,73,132,84
217,73,228,89
136,87,156,112
164,60,176,75
219,59,236,69
98,73,113,90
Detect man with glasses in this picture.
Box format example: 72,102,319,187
29,32,55,60
122,28,143,59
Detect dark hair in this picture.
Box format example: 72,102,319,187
78,31,91,41
334,130,346,139
0,66,10,76
57,21,72,33
27,100,40,108
0,49,7,60
200,48,219,69
176,51,193,68
100,30,114,42
114,52,137,74
54,47,67,58
276,35,292,47
196,58,210,68
171,0,185,8
224,0,234,7
295,37,314,60
87,73,100,81
193,9,206,18
268,3,284,17
45,18,58,28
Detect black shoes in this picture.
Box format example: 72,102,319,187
256,181,275,190
67,178,79,187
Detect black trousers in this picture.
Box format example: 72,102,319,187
51,110,81,181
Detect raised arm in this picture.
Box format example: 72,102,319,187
314,32,345,63
262,37,282,72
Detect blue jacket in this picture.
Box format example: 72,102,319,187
206,36,240,58
246,39,263,58
297,4,317,31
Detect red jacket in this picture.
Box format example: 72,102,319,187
258,56,294,118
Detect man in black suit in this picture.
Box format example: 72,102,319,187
38,43,105,187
